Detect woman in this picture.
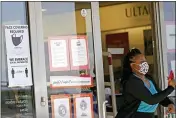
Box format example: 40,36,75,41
116,48,175,118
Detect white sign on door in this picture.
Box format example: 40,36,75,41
50,39,68,68
51,95,71,118
71,39,88,67
50,76,93,88
5,25,33,87
74,94,93,118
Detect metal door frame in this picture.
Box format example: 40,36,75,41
28,2,49,118
28,2,105,118
151,2,165,118
152,2,168,92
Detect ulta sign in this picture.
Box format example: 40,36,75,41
125,5,150,18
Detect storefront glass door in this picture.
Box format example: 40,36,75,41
28,2,105,118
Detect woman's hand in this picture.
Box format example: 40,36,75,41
168,79,176,88
167,104,175,114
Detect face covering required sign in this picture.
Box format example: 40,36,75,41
4,25,33,87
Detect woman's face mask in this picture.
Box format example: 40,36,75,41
135,62,149,75
130,54,149,75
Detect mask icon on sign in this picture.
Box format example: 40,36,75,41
11,34,23,46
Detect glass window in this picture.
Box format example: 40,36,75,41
163,2,175,21
1,2,35,118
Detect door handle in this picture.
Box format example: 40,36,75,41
103,100,108,118
40,96,46,106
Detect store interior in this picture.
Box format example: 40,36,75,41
99,2,154,93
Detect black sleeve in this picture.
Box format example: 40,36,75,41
126,78,174,105
159,97,173,107
156,87,174,107
149,78,174,107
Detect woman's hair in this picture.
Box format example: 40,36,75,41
121,48,142,85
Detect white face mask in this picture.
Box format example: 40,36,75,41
135,62,149,75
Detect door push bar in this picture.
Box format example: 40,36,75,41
103,52,117,117
103,100,108,118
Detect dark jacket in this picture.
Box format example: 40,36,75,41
116,74,174,118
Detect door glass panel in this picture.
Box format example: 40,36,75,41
99,1,156,117
1,2,35,118
41,2,98,118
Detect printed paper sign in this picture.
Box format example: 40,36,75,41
48,35,89,71
51,95,71,118
73,93,94,118
4,25,33,87
69,36,89,70
50,76,93,88
166,23,175,50
48,37,70,71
